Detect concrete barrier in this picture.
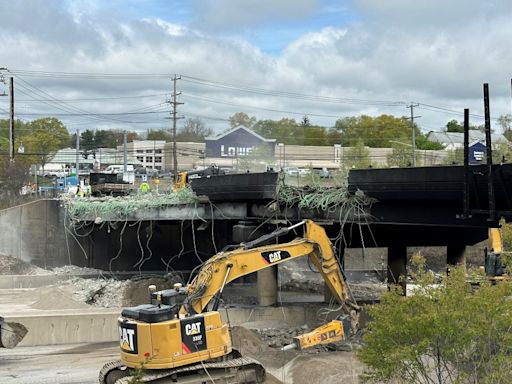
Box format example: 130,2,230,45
0,275,71,289
6,311,119,347
4,305,332,347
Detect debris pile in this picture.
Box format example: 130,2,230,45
0,254,49,275
29,287,90,310
63,187,198,222
62,273,184,308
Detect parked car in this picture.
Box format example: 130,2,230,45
283,167,299,176
298,168,311,177
312,167,331,178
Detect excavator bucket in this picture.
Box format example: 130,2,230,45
0,317,28,348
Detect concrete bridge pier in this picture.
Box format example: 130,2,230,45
232,221,278,306
447,245,466,269
387,244,407,294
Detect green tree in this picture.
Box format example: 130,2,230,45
446,119,464,133
344,140,371,169
387,141,414,167
334,115,415,148
229,112,257,129
80,129,96,159
23,118,70,174
358,259,512,383
176,118,212,142
146,129,171,142
89,130,139,148
415,134,444,150
253,118,299,144
497,114,512,141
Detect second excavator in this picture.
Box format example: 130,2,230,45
99,220,358,384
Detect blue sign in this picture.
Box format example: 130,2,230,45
205,127,275,158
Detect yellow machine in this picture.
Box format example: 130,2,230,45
173,165,225,192
99,220,358,384
485,227,506,280
281,319,345,351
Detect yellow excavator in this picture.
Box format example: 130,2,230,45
173,165,225,191
485,228,506,280
99,220,358,384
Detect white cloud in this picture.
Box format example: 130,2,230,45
0,0,511,134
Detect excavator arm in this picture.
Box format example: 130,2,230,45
183,220,358,315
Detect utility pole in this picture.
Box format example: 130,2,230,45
9,77,14,163
407,103,420,167
170,75,184,182
123,130,128,173
75,129,80,178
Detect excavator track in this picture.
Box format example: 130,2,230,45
99,352,265,384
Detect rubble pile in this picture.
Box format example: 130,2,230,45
0,254,48,275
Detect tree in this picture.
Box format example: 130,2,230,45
253,118,300,144
229,112,257,129
387,141,414,167
344,140,371,169
334,115,415,148
80,129,96,159
358,257,512,383
497,114,512,141
23,118,70,174
147,129,172,142
301,115,311,127
446,119,464,133
304,126,328,146
415,134,444,150
176,118,212,142
89,130,139,148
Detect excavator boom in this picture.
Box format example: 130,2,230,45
184,220,357,315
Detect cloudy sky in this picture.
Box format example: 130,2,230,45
0,0,511,136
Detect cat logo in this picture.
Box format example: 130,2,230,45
268,251,282,263
184,322,202,336
261,250,291,264
119,323,138,354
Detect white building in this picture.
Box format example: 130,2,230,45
427,131,509,150
118,140,166,171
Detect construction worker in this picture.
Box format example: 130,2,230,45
139,181,150,194
86,183,92,197
76,185,84,198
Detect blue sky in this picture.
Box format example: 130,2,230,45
68,0,358,54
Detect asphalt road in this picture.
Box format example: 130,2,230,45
0,342,119,384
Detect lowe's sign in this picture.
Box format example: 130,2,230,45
205,126,276,158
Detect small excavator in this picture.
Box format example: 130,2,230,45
99,220,358,384
173,165,225,191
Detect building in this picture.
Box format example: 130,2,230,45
44,147,141,175
205,126,276,160
427,131,509,150
118,140,166,171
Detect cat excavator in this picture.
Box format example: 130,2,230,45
99,220,358,384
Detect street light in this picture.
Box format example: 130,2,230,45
278,143,285,169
